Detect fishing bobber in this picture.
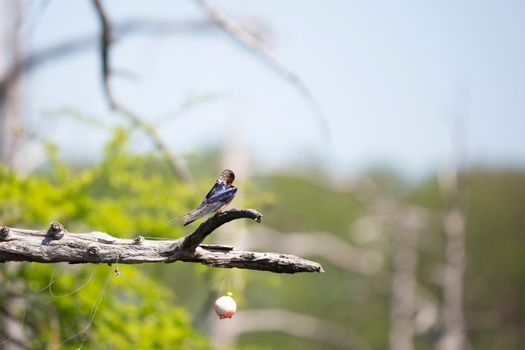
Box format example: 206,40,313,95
214,292,237,319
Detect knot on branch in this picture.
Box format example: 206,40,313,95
253,213,262,223
47,222,65,240
0,226,10,240
87,245,100,256
134,236,145,244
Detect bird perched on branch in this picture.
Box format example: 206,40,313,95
176,169,237,226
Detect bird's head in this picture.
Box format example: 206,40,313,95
219,169,235,185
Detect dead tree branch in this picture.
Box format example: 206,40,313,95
92,0,192,181
1,14,215,179
0,19,214,104
181,209,261,251
193,0,330,139
350,179,428,350
0,209,323,274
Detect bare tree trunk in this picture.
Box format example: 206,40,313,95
0,2,8,162
389,209,420,350
437,88,469,350
1,3,28,347
351,181,427,350
437,207,466,350
0,0,24,168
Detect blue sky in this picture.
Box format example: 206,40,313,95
18,0,525,178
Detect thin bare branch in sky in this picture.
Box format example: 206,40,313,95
193,0,331,140
91,0,191,181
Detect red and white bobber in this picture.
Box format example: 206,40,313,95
214,292,237,319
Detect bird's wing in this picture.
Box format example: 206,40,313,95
175,186,237,226
203,181,227,202
179,205,218,226
205,186,237,206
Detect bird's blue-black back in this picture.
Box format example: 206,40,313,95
201,182,237,208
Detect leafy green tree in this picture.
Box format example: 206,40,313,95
0,128,213,349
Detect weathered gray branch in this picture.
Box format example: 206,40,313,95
0,209,323,274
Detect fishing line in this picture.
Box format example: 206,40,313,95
48,270,95,299
60,261,116,347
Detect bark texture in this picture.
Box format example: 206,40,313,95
0,209,323,274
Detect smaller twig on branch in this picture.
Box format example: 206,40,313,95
0,209,323,274
182,209,262,251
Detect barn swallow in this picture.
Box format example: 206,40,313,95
177,169,237,226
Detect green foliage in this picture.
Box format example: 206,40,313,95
19,264,209,350
0,127,205,237
0,128,213,349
